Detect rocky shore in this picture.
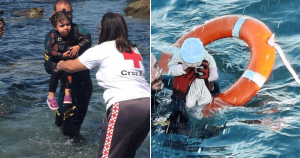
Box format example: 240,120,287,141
1,0,149,19
14,7,44,18
124,0,150,17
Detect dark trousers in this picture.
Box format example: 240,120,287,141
54,69,93,137
98,97,150,158
45,60,72,93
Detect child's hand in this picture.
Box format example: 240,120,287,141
70,45,80,57
62,51,71,58
173,64,186,76
208,67,218,81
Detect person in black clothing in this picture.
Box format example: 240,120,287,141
151,53,189,134
151,53,224,136
44,0,93,138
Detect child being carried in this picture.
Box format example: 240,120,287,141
45,9,89,110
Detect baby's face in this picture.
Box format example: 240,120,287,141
185,61,202,68
55,19,71,37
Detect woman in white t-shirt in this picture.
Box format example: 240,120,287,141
56,12,150,158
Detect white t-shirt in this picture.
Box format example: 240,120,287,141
78,40,150,110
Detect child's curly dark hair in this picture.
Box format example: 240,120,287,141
0,17,5,26
49,9,71,28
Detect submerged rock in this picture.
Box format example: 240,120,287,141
124,0,150,17
15,7,44,18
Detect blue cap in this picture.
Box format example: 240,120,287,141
180,38,204,63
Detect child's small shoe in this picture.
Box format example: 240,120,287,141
64,95,72,104
47,97,59,110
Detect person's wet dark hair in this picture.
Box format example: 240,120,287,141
98,12,137,53
49,9,71,28
0,17,5,26
54,0,72,11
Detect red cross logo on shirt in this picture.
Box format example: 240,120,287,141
122,49,142,68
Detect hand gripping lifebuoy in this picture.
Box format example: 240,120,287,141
161,15,276,106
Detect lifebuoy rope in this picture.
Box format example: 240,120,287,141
273,42,300,84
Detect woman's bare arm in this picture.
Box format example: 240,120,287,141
56,58,88,73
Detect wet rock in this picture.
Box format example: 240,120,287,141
124,0,150,17
0,102,11,116
0,10,4,14
15,7,43,18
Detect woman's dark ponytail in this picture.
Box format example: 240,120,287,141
98,12,137,53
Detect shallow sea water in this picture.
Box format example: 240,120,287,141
0,0,150,157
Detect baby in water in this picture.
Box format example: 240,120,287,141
168,38,218,119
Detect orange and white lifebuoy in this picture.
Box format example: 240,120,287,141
159,15,276,107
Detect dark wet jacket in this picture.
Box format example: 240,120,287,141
44,23,91,62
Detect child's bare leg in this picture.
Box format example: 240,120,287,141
65,88,71,96
63,88,72,104
48,92,55,98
